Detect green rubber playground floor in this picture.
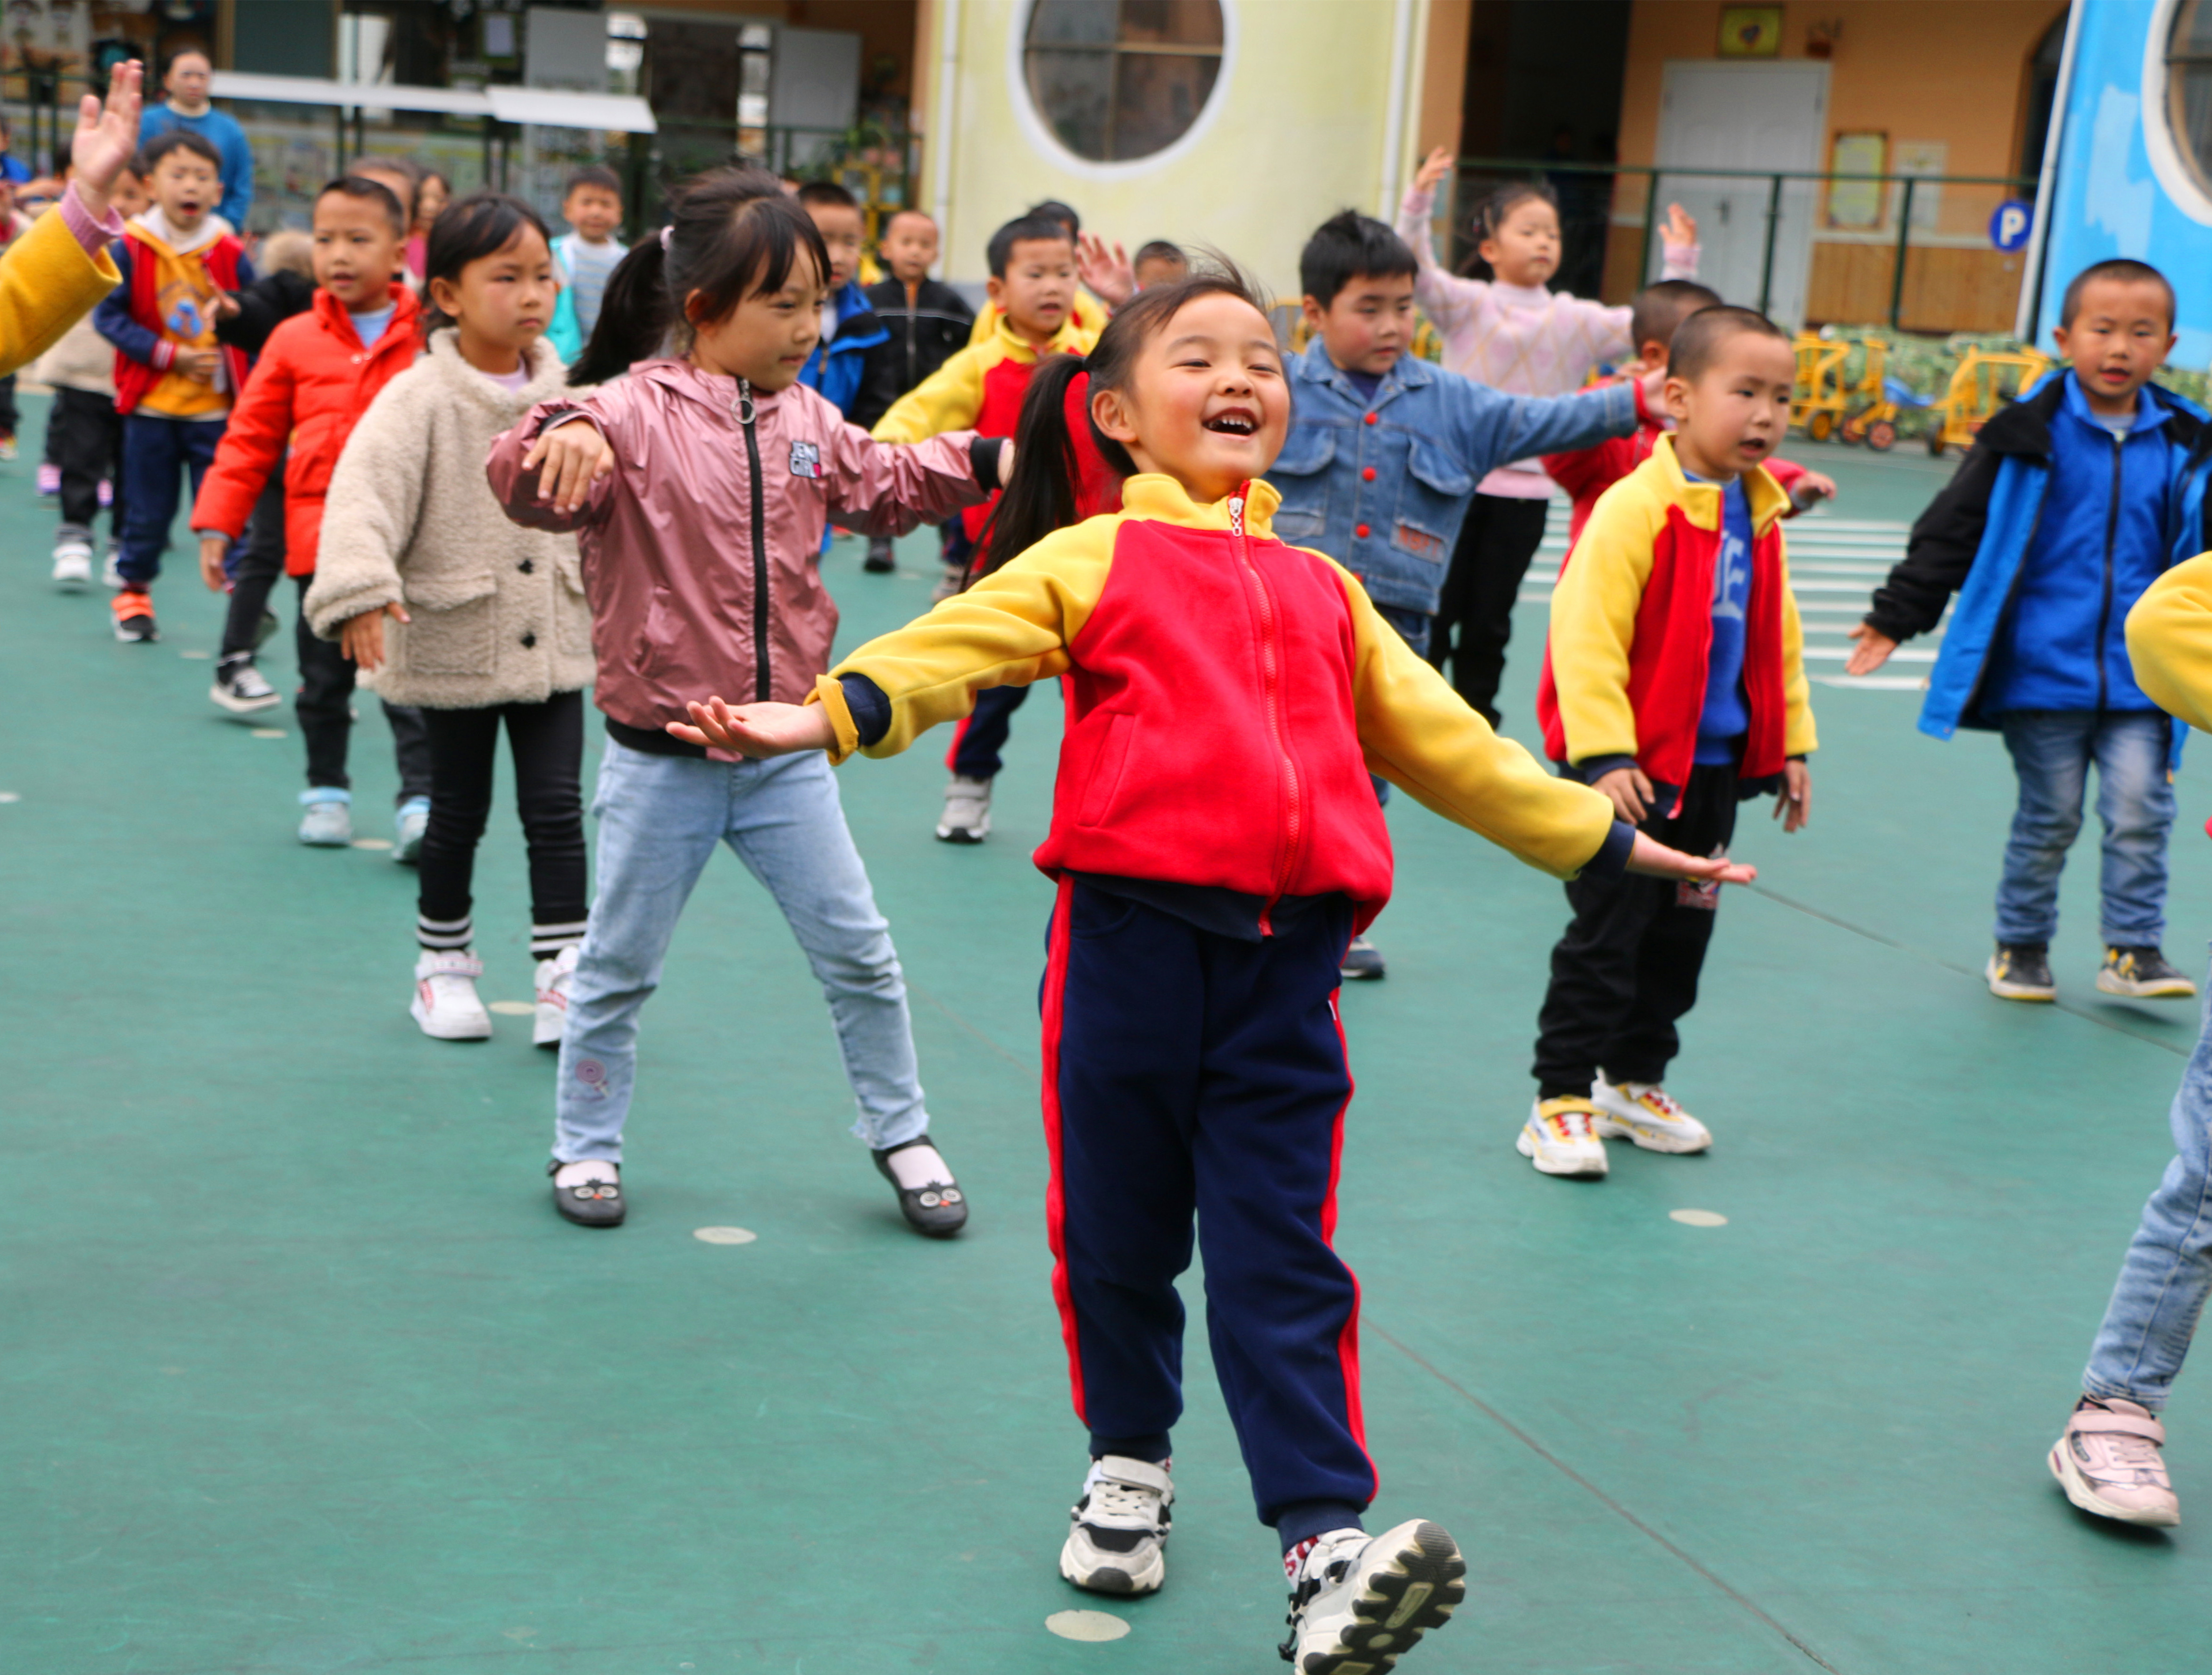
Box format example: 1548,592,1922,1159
9,415,2212,1673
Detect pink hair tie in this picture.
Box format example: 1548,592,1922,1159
660,225,673,251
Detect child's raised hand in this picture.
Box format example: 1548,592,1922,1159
1786,469,1837,514
1592,764,1655,826
1661,202,1697,248
1075,233,1135,308
1774,759,1811,833
520,420,616,515
668,696,836,759
1844,621,1896,676
1414,146,1455,193
67,59,141,221
339,601,409,672
198,533,229,591
1627,832,1757,887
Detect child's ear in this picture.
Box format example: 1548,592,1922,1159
1300,295,1327,335
1639,339,1669,369
985,274,1006,307
1091,384,1138,446
1477,237,1502,271
1662,374,1693,425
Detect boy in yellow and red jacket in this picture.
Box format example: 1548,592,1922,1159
871,209,1108,843
1526,305,1816,1181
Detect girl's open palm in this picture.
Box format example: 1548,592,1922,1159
1662,202,1697,248
69,60,142,218
1414,146,1454,193
1627,832,1757,887
668,696,835,758
1075,234,1135,308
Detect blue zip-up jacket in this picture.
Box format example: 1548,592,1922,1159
1270,339,1638,615
1866,372,2212,749
799,279,898,429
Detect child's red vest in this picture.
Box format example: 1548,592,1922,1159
112,228,250,416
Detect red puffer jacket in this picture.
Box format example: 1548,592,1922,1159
190,285,422,577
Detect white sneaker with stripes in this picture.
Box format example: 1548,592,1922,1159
533,945,580,1048
411,949,492,1041
1589,1079,1713,1154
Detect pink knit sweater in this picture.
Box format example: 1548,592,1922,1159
1397,182,1699,497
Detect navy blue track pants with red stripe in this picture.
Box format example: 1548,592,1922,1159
1041,877,1377,1527
947,683,1030,781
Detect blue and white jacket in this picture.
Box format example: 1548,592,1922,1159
1269,339,1637,616
1866,371,2212,754
798,279,897,430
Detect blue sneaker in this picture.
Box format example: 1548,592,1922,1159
394,796,431,865
299,788,352,846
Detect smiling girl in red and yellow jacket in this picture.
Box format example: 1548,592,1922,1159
668,267,1747,1671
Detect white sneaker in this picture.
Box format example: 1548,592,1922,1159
1517,1097,1608,1177
50,532,92,591
411,949,493,1040
1059,1455,1172,1596
100,547,124,590
210,655,281,715
393,796,431,865
297,790,353,846
1282,1521,1465,1673
936,774,993,843
1589,1078,1713,1154
533,945,579,1048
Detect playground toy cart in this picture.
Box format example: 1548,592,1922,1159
1838,338,1915,452
1925,348,2051,457
1791,333,1852,441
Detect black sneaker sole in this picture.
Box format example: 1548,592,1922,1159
1301,1521,1466,1675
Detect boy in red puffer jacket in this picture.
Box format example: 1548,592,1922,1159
189,175,434,852
1525,305,1817,1181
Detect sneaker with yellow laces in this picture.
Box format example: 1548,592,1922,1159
2097,946,2197,1000
1517,1097,1608,1177
1590,1079,1714,1154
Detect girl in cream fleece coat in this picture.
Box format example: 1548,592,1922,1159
308,193,593,1048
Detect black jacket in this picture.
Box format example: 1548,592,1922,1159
215,268,317,357
865,276,977,402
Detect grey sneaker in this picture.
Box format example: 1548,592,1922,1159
1059,1456,1172,1596
393,796,431,865
1281,1519,1466,1673
1340,935,1386,980
2098,946,2197,999
210,654,281,715
864,534,896,573
936,775,992,843
1987,941,2056,1002
298,789,353,846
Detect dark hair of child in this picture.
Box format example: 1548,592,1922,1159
421,191,553,333
565,164,623,199
1666,303,1791,382
318,174,407,238
796,180,859,212
1026,198,1081,236
1299,209,1417,307
137,129,221,173
2060,258,2176,329
981,258,1272,569
1457,177,1560,279
1134,239,1186,268
568,165,830,387
987,213,1075,278
1629,278,1722,355
159,47,210,79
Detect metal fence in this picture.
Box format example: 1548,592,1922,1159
1441,157,2042,338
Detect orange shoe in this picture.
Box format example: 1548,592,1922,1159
110,588,157,643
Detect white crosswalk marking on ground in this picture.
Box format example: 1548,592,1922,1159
1516,507,1937,693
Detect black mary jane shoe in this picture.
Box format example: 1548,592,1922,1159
549,1159,626,1229
871,1138,968,1238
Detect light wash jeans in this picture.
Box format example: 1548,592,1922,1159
554,741,931,1164
2084,953,2212,1409
1995,710,2173,948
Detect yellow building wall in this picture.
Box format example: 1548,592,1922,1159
927,0,1425,301
1603,0,2064,328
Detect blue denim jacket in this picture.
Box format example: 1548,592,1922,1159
1269,340,1637,615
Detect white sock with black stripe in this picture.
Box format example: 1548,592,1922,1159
531,920,587,961
418,913,473,952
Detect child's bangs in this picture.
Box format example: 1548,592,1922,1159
686,196,830,325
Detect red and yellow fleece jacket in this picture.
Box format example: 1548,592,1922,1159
872,311,1107,547
1537,433,1816,790
811,474,1619,934
2129,553,2212,734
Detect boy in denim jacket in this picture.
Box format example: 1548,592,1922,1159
1271,210,1646,978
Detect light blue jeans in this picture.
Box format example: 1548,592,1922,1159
2084,954,2212,1408
1995,710,2173,948
554,741,931,1164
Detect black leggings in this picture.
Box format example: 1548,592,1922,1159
1429,494,1550,727
50,385,123,536
220,466,287,659
416,692,588,961
292,575,434,800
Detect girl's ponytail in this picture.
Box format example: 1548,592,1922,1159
568,237,673,385
974,352,1090,577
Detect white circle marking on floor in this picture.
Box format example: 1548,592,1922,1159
1669,1208,1728,1227
693,1226,758,1246
0,792,17,803
178,649,209,659
250,728,285,739
351,838,393,851
487,1001,535,1016
1045,1610,1130,1642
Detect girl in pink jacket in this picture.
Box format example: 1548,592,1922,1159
486,167,1000,1235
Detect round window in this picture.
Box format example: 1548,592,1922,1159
2169,0,2212,194
1023,0,1225,164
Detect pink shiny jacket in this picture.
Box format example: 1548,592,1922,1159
487,359,987,755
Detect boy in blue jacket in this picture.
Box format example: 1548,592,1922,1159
1852,259,2211,1002
1271,210,1647,978
795,181,899,429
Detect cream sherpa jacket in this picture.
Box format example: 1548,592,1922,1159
307,329,593,709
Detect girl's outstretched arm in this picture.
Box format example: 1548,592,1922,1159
669,696,834,757
1627,833,1757,885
